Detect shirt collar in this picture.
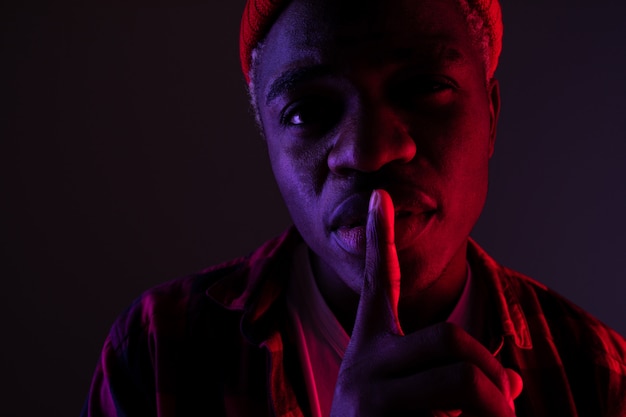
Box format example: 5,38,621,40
205,230,532,350
467,237,533,349
445,262,473,331
206,227,301,345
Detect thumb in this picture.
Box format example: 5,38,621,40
505,368,524,411
352,189,404,343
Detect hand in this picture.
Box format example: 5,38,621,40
329,189,522,417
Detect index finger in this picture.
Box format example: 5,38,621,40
351,189,404,343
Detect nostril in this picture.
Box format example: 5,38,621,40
327,104,416,175
328,138,416,176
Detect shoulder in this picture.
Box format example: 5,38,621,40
84,230,303,415
468,238,626,364
106,257,248,354
503,264,626,366
468,238,626,379
107,227,302,353
501,266,626,415
468,239,626,414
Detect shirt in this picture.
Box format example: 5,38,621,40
81,227,626,416
286,242,348,417
286,243,481,417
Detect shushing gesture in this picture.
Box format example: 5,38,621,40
329,190,523,417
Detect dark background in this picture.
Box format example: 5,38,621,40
2,2,625,416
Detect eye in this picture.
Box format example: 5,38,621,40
389,76,457,109
409,77,455,94
283,104,318,126
288,112,306,126
280,97,343,133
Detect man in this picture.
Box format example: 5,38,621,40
82,0,626,416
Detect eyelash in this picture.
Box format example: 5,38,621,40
390,76,457,107
279,97,343,130
277,76,456,130
279,104,304,127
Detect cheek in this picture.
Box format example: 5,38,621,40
440,143,491,235
435,99,492,172
415,102,492,217
266,136,330,222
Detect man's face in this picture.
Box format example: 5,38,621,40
253,0,499,297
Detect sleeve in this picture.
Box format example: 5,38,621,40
559,307,626,416
81,338,130,417
601,330,626,417
80,309,157,417
80,269,243,417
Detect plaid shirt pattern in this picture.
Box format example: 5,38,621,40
82,227,626,416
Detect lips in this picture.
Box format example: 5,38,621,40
328,189,437,256
329,194,371,232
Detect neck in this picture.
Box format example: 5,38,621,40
397,241,468,333
309,240,469,336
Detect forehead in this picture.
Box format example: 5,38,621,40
255,0,479,89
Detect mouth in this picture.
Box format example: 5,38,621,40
332,209,414,230
329,192,437,256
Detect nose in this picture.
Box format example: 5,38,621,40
327,104,416,175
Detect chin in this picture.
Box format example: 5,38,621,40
398,236,466,290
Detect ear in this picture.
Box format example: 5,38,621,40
487,78,501,159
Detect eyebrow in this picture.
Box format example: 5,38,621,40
389,44,467,66
266,65,333,105
264,43,467,105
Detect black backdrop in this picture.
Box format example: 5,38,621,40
2,2,626,416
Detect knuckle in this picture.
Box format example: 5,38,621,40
495,365,510,392
436,322,466,347
457,362,482,392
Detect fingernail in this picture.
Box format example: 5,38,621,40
432,410,462,417
369,189,380,212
